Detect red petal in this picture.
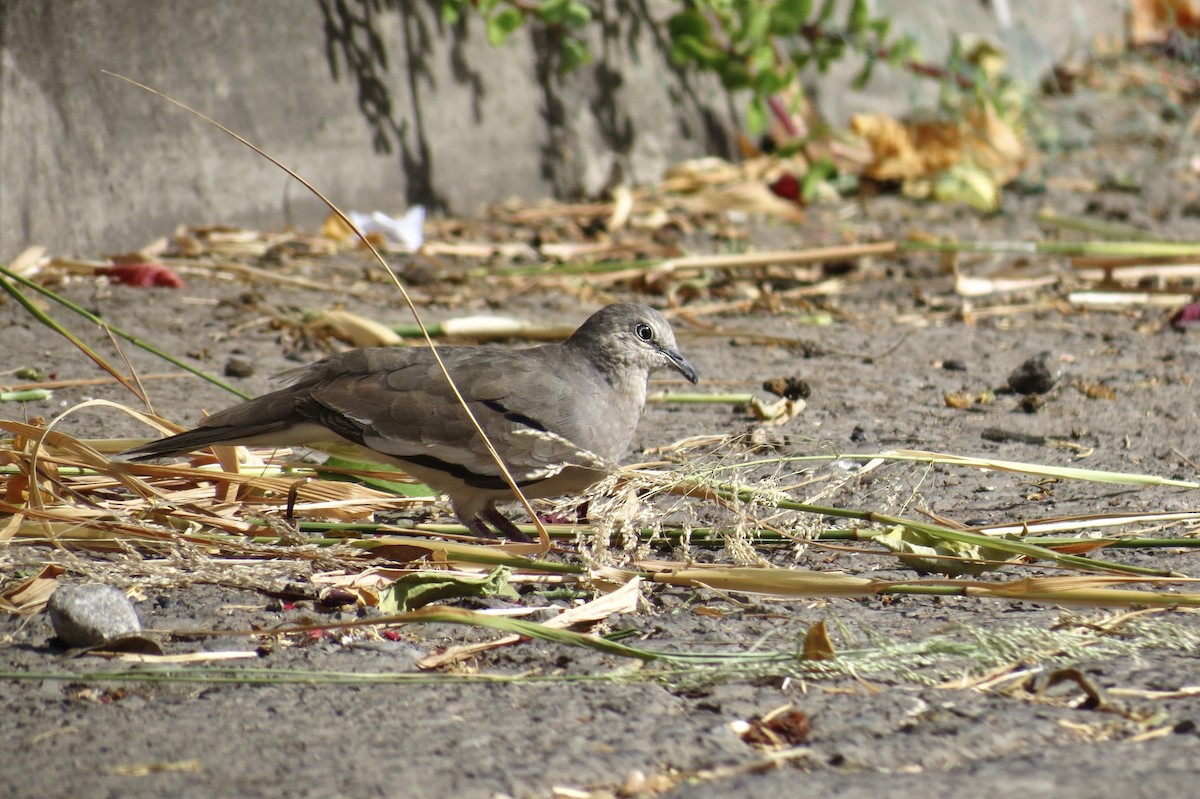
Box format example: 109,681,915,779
97,262,184,288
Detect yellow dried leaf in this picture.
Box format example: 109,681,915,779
308,309,402,347
0,564,65,615
852,113,962,182
934,163,1000,212
1131,0,1200,46
748,396,806,425
801,620,836,660
944,391,973,409
320,211,356,242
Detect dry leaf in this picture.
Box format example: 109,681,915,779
801,620,836,660
0,564,65,615
748,396,806,424
738,707,812,749
1131,0,1200,46
945,391,974,409
307,309,403,347
852,113,962,182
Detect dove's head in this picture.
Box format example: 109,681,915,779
568,303,699,385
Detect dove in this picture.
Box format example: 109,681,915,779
124,303,698,539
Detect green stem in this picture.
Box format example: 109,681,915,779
0,265,250,400
0,390,51,402
690,481,1177,577
1034,210,1166,242
902,239,1200,258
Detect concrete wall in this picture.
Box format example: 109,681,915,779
1,1,1123,261
0,0,734,259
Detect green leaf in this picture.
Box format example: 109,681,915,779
535,0,569,23
874,526,1018,577
770,0,813,34
848,0,869,33
741,6,771,48
558,37,591,73
933,164,1001,212
801,156,837,203
378,566,519,613
317,456,438,497
563,1,591,28
668,10,713,44
718,61,753,90
887,36,919,66
813,37,845,71
440,0,462,25
753,66,788,97
671,35,720,66
486,8,525,46
745,96,768,136
749,42,777,72
851,54,876,89
816,0,837,23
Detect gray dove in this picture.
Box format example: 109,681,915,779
124,303,698,539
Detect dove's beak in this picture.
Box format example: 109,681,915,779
663,347,699,384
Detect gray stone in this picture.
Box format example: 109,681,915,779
47,583,142,647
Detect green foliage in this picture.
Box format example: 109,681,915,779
441,1,950,134
443,0,594,71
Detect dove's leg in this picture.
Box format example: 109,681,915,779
482,504,532,543
452,499,532,542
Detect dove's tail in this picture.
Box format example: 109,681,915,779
122,421,297,461
120,387,324,461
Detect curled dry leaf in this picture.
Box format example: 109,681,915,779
852,104,1025,211
1130,0,1200,46
737,707,812,750
0,564,65,615
307,309,403,347
748,396,806,425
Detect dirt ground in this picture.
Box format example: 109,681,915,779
4,58,1200,798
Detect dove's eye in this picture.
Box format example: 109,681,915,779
634,323,654,342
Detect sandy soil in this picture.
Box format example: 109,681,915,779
3,58,1200,798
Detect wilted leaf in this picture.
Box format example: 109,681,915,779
875,524,1021,577
944,390,973,409
738,708,812,749
802,620,836,660
748,396,806,424
853,103,1025,211
0,564,64,615
933,163,1000,212
378,566,518,612
1074,380,1117,400
1130,0,1200,46
852,112,961,182
307,309,403,347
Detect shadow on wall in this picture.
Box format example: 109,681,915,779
317,0,732,209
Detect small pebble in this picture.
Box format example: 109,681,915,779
224,355,255,378
47,584,141,647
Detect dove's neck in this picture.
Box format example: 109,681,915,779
562,339,650,408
